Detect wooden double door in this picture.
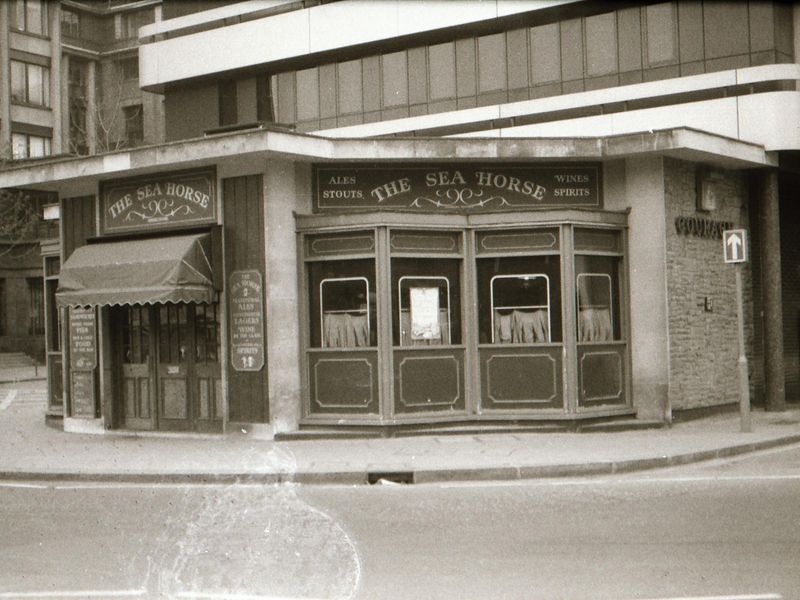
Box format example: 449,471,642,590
113,303,222,432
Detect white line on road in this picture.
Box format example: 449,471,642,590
0,390,17,411
0,482,48,489
0,591,145,598
635,594,782,600
175,595,330,600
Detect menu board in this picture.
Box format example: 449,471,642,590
69,307,97,370
229,270,265,372
71,371,96,417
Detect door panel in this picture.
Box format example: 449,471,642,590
157,304,192,431
116,303,222,432
118,306,155,430
194,303,223,433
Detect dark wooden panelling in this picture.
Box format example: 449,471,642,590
62,195,96,259
61,195,97,419
223,174,269,423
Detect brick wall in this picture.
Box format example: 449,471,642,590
664,158,755,410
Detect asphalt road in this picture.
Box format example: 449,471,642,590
1,444,799,599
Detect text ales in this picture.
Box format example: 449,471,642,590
315,165,600,211
230,270,265,372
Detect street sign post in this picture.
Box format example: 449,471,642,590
723,229,751,432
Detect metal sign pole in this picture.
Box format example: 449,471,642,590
734,265,751,432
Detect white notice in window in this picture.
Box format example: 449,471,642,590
410,287,440,341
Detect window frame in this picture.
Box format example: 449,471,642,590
11,0,48,36
489,273,552,344
397,275,451,346
10,60,51,107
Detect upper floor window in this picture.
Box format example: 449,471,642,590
119,56,139,80
114,9,152,40
61,8,80,37
123,104,144,146
11,61,50,107
68,59,87,92
218,80,237,126
27,278,44,336
0,279,5,336
12,132,52,159
11,0,48,36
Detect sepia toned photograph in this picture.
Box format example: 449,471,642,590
0,0,798,598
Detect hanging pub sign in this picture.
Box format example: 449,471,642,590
229,270,265,372
315,164,600,212
101,168,216,234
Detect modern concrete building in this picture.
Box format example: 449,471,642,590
0,0,166,411
1,0,797,437
0,0,165,159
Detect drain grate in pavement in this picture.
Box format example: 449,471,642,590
367,471,414,485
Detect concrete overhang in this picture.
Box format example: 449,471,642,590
0,126,777,195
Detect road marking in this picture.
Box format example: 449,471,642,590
0,482,48,489
175,595,330,600
0,390,17,411
0,591,145,598
434,473,800,490
636,594,781,600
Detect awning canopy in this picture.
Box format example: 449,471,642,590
57,233,216,307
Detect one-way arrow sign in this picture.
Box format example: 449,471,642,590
723,229,747,264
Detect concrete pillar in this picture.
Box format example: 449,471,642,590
61,54,70,153
49,2,62,153
0,2,11,157
621,156,671,422
759,169,786,410
86,60,97,155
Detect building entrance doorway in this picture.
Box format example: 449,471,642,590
113,303,222,432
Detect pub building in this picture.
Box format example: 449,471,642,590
0,127,783,436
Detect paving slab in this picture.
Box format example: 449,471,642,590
1,380,799,485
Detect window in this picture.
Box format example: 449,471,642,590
69,98,88,155
11,0,48,36
119,56,139,80
27,277,44,336
114,9,152,39
477,255,562,345
218,80,237,126
256,76,276,123
489,274,551,343
123,104,144,146
308,255,376,349
68,59,87,91
0,279,5,336
577,273,614,341
12,133,52,159
61,8,80,37
393,259,461,346
11,61,50,107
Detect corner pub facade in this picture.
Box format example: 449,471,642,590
2,0,798,437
